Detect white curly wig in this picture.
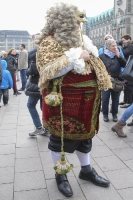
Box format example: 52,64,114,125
35,2,82,47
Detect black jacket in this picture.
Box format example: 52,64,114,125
25,48,40,96
99,54,126,79
122,43,133,61
11,53,19,69
4,55,17,75
28,48,37,68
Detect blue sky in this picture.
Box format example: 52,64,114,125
0,0,114,34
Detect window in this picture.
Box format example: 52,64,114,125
127,0,131,13
7,43,14,47
15,39,21,42
0,39,5,42
22,39,28,42
8,39,14,42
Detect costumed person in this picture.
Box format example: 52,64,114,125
36,3,112,197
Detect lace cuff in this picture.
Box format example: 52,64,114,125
64,47,85,73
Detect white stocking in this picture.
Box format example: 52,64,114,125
50,150,61,164
75,150,90,166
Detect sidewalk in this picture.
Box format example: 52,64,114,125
0,88,133,200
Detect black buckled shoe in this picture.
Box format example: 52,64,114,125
55,173,73,197
79,168,110,187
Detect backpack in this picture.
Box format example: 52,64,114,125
0,59,2,84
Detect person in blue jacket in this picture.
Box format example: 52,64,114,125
0,60,13,106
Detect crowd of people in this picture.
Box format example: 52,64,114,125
0,2,133,197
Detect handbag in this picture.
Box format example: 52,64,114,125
111,77,124,92
120,55,133,82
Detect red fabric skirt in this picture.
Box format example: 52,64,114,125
42,71,101,140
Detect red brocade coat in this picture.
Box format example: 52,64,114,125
42,71,101,141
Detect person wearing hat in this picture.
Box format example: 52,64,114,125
36,3,111,197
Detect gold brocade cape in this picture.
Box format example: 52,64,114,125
36,36,112,92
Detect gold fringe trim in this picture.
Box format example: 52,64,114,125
38,55,70,91
89,55,112,90
72,54,112,90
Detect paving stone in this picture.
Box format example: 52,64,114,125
18,110,30,116
0,167,14,184
127,141,133,147
80,183,122,200
112,147,133,161
16,146,39,158
14,189,49,200
40,151,52,166
38,141,49,152
46,176,84,200
16,137,37,147
0,136,16,145
6,107,20,111
0,183,13,200
0,129,16,137
4,111,18,115
0,123,17,129
14,171,46,191
91,145,114,158
17,120,33,125
15,157,43,172
37,135,49,143
118,187,133,200
104,168,133,189
120,129,133,142
0,154,15,168
124,159,133,171
2,116,18,124
98,126,110,132
97,131,118,141
104,138,129,150
0,144,15,155
94,155,127,172
17,124,35,132
92,136,105,146
17,116,33,125
100,120,115,128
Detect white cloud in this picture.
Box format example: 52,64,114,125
1,0,114,34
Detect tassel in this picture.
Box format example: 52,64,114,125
54,152,73,174
44,79,63,106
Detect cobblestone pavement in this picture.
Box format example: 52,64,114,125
0,87,133,200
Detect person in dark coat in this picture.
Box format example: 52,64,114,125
26,47,48,136
99,39,126,122
4,49,21,95
120,34,133,125
11,51,20,81
118,34,133,109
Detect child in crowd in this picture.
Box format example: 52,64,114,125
0,60,13,106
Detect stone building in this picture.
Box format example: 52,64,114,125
84,0,133,49
0,30,34,51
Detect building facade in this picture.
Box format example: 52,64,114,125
85,0,133,49
0,30,34,51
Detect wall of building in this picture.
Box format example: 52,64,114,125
85,0,133,49
0,30,34,51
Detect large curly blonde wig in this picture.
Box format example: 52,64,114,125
35,3,82,47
